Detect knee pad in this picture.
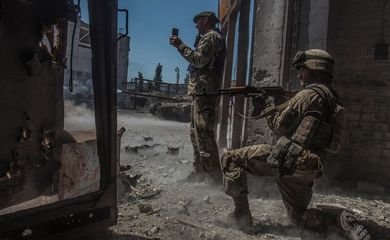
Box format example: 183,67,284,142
223,173,248,197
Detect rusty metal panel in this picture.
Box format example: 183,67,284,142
59,140,100,200
219,0,230,23
0,195,59,216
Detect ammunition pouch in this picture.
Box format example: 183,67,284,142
291,114,333,150
267,136,291,168
281,141,304,176
267,136,304,176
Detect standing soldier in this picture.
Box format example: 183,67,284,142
170,11,226,183
217,49,369,239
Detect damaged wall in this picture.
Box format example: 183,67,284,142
0,0,68,207
251,0,287,87
328,0,390,185
249,0,390,186
247,0,288,145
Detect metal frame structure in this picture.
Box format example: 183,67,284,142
217,0,253,149
0,0,120,239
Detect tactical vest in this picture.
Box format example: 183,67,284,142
267,83,345,176
211,29,226,77
292,84,345,153
196,29,226,77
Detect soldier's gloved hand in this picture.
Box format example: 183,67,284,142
220,151,233,172
169,35,183,48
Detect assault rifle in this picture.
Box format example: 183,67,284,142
194,86,295,98
195,86,297,119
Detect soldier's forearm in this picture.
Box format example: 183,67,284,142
178,44,212,68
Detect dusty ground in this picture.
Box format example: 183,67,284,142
66,106,390,240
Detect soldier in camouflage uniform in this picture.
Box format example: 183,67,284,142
170,11,226,183
217,49,351,234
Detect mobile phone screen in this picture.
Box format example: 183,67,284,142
172,28,179,36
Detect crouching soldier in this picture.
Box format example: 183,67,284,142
217,49,370,240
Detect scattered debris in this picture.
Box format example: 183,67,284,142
125,146,139,153
167,146,180,155
140,190,161,200
120,173,142,188
125,144,161,153
150,226,160,234
138,203,154,214
174,219,208,231
144,136,154,142
156,166,166,171
146,208,162,216
178,198,193,215
120,164,132,172
203,196,210,204
117,127,126,137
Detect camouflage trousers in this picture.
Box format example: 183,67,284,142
190,96,222,182
221,144,322,223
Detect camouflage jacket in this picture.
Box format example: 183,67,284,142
177,29,225,94
267,83,337,171
267,83,334,137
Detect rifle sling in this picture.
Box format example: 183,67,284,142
255,101,289,119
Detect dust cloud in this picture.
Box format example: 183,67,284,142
64,107,389,239
64,100,95,130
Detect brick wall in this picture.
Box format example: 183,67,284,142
329,0,390,184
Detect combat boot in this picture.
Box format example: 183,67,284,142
338,209,371,240
214,195,254,233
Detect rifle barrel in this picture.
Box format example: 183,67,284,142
195,86,289,97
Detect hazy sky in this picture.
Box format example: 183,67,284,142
79,0,218,83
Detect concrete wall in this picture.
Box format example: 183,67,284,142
247,0,289,145
251,0,287,87
308,0,329,49
328,0,390,185
294,0,330,88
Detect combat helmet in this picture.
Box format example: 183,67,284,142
193,11,220,23
293,49,335,77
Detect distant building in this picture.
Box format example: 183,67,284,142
64,20,130,106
